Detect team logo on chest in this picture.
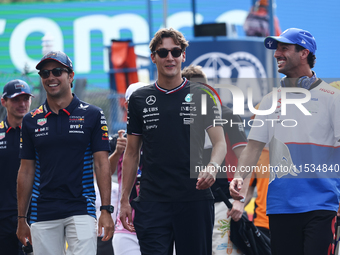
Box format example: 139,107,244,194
69,123,85,134
146,95,156,105
185,94,193,102
69,116,85,123
37,118,47,126
0,132,5,140
31,106,44,118
180,93,197,118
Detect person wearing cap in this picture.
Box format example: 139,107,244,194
229,28,340,255
0,79,33,255
108,82,147,255
120,28,226,255
16,51,114,255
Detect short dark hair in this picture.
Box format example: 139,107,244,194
295,44,316,68
149,28,189,53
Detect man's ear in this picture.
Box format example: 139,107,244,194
69,71,75,84
1,98,6,108
182,51,186,62
151,53,156,64
301,49,309,60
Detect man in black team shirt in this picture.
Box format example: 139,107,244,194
119,28,227,255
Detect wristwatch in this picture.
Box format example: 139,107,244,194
100,205,114,213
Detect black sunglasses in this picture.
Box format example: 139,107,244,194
153,48,183,58
38,68,69,79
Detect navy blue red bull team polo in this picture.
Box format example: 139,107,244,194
20,94,110,223
0,118,22,220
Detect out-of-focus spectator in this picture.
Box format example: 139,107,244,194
243,0,281,37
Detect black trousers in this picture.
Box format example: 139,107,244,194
269,210,336,255
97,236,114,255
131,200,214,255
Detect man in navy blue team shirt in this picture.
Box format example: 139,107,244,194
119,28,227,255
16,51,114,255
0,79,33,255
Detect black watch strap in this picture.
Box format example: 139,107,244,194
100,205,114,213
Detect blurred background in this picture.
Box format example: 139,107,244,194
0,0,339,135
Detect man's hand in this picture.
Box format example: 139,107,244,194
119,201,135,232
98,211,115,241
229,177,245,200
196,169,216,190
227,200,245,222
17,219,32,246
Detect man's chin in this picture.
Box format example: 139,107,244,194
277,68,285,75
17,113,27,117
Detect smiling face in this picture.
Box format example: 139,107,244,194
274,42,305,78
151,37,186,85
40,61,74,99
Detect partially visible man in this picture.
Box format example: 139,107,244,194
182,65,247,255
229,28,340,255
0,79,33,255
17,51,114,255
120,28,226,255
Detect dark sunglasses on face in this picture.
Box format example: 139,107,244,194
38,68,69,79
153,48,183,58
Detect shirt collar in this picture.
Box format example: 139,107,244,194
43,94,80,117
154,78,188,94
3,117,21,133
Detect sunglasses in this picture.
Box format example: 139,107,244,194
38,68,69,79
153,48,183,58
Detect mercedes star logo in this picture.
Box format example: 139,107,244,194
146,95,156,105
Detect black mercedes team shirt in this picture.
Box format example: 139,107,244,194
127,78,221,202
